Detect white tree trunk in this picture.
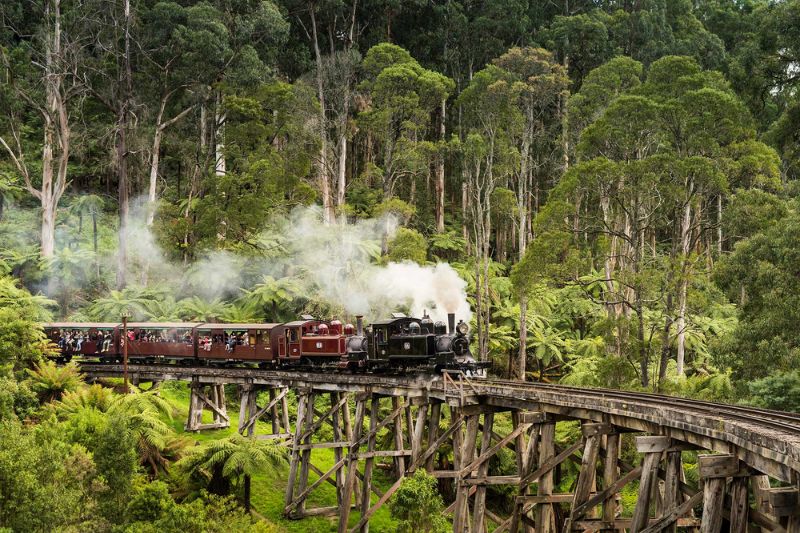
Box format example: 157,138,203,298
435,98,446,233
215,91,226,177
147,123,163,227
676,187,693,377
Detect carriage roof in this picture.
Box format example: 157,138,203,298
43,322,121,329
126,322,202,329
196,323,279,330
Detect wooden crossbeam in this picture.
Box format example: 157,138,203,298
285,458,347,513
240,388,288,433
350,476,406,532
353,403,405,448
195,389,230,421
519,439,584,486
411,414,465,469
570,466,643,520
296,441,350,450
640,491,703,533
459,422,532,477
300,394,349,441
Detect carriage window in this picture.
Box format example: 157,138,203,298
288,329,298,342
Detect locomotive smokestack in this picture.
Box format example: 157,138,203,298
356,316,364,336
448,313,455,335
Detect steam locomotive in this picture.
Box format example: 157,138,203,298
44,312,488,374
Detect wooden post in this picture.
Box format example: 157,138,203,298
510,420,540,533
281,391,291,433
471,411,494,533
602,432,621,530
358,395,379,533
269,388,279,434
698,454,737,533
568,423,605,525
410,399,427,468
296,391,315,517
453,412,479,532
238,384,252,436
285,391,308,517
535,420,556,533
338,394,366,533
392,397,405,478
630,436,670,533
331,392,345,508
662,449,682,533
426,402,441,471
728,476,749,533
452,405,464,469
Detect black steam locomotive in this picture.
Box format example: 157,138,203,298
346,312,483,373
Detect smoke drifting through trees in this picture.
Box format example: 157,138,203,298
50,200,470,324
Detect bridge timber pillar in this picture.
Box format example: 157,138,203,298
237,383,291,440
185,380,229,431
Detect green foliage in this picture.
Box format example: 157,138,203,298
387,227,428,264
389,470,449,533
25,361,82,403
748,371,800,413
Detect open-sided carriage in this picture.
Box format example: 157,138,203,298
195,323,278,365
44,322,121,363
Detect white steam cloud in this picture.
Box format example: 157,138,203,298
44,196,473,324
280,207,471,324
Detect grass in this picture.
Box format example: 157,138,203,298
158,381,401,532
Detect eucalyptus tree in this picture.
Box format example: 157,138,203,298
491,47,568,379
546,55,779,388
0,0,87,258
358,43,455,203
283,0,360,223
456,64,519,361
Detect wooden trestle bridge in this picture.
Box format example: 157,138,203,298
80,364,800,532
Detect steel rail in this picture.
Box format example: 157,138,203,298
475,378,800,433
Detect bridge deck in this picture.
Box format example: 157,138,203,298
82,364,800,483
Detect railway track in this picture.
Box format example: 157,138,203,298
475,377,800,435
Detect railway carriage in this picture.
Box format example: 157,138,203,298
195,323,278,366
126,322,199,363
44,322,121,363
271,316,354,366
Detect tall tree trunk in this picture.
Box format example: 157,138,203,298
116,0,133,289
93,213,99,277
148,98,194,226
244,474,251,513
117,105,129,289
717,194,723,253
214,90,226,178
435,98,446,233
310,6,334,224
184,104,208,263
676,183,693,376
147,100,166,227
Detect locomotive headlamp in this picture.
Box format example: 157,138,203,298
456,321,469,335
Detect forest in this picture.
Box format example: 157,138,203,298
2,0,800,530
